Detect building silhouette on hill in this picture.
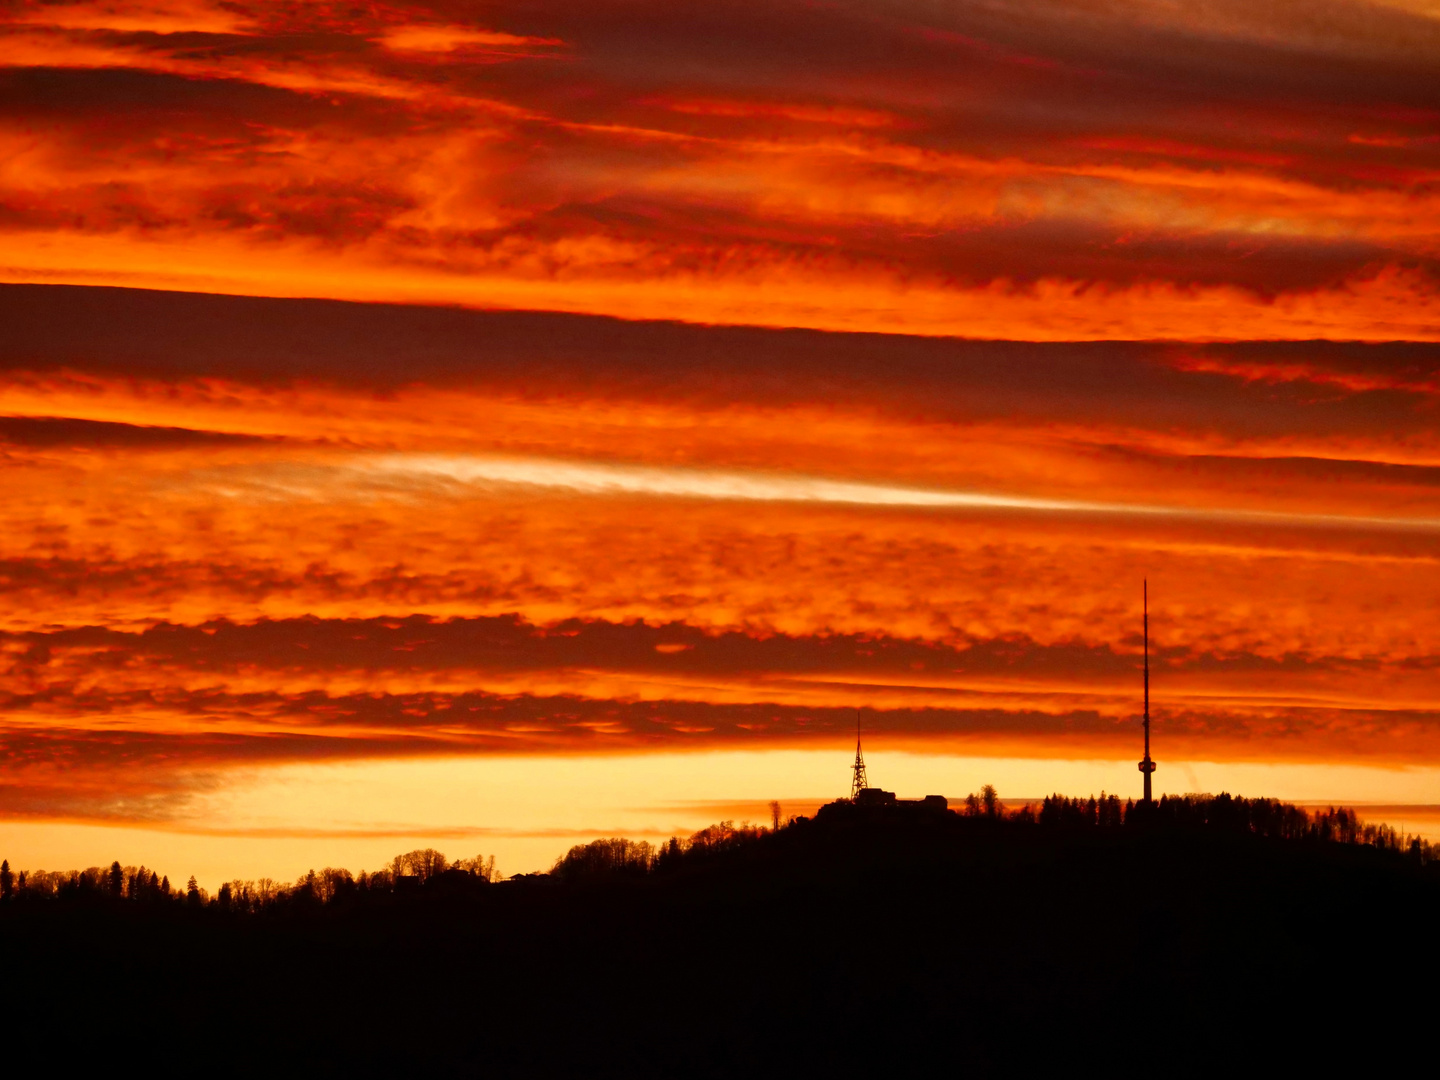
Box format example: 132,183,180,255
845,710,948,813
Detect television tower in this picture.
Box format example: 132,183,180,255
1138,580,1157,804
851,709,868,798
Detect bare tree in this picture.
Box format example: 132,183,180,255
394,849,450,882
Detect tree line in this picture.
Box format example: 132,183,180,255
0,847,498,911
2,791,1435,909
1027,791,1436,861
547,819,771,882
549,790,1440,878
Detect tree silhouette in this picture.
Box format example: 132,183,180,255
393,849,449,882
551,838,654,880
1,794,1434,919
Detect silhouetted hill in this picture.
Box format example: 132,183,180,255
3,803,1436,1073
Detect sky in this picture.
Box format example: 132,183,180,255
2,0,1440,884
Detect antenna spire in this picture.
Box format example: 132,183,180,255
851,709,868,799
1138,579,1157,804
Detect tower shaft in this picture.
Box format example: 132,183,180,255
1138,580,1157,804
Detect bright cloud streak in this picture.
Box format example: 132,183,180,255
356,453,1440,533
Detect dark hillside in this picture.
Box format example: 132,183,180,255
3,811,1436,1074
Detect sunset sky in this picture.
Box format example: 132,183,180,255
3,0,1440,885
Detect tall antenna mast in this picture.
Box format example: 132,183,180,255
851,709,868,799
1138,579,1157,804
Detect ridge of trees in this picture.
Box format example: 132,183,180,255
0,847,497,911
2,791,1434,911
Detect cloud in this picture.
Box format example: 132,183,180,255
380,24,564,55
3,614,1437,758
334,452,1440,535
3,285,1438,438
30,610,1438,685
2,614,1138,683
2,466,1439,659
0,415,271,448
0,64,392,133
3,2,1440,335
3,1,251,35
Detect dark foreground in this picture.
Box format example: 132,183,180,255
5,812,1437,1074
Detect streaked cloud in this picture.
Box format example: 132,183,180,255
2,1,1439,337
345,452,1440,534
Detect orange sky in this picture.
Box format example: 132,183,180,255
2,0,1439,881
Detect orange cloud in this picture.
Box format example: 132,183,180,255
2,2,1439,337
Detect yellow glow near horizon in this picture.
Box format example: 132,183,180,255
3,750,1437,890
